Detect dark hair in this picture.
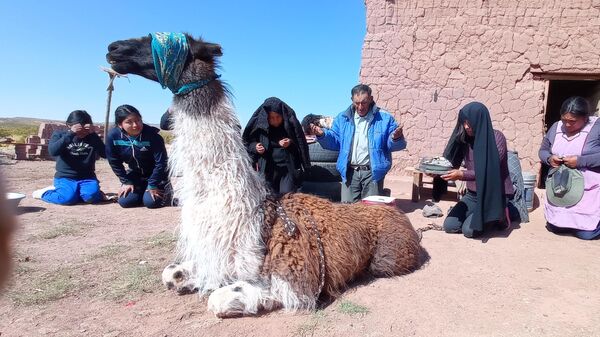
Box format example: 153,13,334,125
560,96,590,118
114,104,142,126
455,122,469,144
351,84,372,97
301,114,324,135
66,110,93,126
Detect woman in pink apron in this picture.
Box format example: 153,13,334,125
539,96,600,240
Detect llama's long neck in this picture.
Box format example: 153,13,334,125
170,89,269,288
169,98,267,203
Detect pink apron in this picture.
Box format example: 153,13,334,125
545,116,600,230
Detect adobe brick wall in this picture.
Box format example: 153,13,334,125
361,0,600,174
15,123,105,160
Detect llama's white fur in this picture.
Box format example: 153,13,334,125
206,276,307,318
168,98,270,294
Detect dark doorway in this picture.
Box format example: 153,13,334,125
540,79,600,188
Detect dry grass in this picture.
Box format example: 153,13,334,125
32,220,93,240
293,311,328,337
0,123,38,142
88,244,130,260
8,267,80,306
143,230,177,250
337,300,369,315
105,263,160,301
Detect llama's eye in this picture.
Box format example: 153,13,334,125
233,286,242,292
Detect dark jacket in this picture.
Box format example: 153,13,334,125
105,124,168,189
242,97,310,185
443,102,505,233
48,130,106,180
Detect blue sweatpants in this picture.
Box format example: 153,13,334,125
42,177,102,205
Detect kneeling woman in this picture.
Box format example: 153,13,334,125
441,102,514,238
33,110,106,205
106,105,170,208
539,96,600,240
242,97,310,194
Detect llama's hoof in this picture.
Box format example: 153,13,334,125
161,261,198,295
207,281,265,318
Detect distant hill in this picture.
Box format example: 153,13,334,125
0,117,168,143
0,117,161,128
0,117,63,125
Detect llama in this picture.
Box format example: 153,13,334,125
106,32,423,318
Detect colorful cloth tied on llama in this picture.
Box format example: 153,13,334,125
150,32,189,94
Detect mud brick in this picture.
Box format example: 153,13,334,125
14,144,27,160
26,135,41,144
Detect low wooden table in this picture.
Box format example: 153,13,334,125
408,167,425,202
407,167,456,202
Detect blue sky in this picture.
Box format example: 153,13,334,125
0,1,366,127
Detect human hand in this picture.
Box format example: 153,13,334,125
118,184,135,198
310,123,324,137
441,169,463,181
549,155,564,168
279,138,291,148
392,125,404,140
562,155,577,169
256,143,265,154
70,123,83,134
70,123,91,138
147,188,164,201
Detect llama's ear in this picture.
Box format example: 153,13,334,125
204,43,222,57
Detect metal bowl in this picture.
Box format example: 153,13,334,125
419,156,453,174
5,192,26,210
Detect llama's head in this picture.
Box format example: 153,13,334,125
106,33,222,94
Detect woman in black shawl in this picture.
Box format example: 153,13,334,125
242,97,310,195
441,102,510,238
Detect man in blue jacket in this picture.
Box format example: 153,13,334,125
310,84,406,203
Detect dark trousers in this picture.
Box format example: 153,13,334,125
443,191,517,237
268,166,297,195
341,167,384,203
443,191,478,236
546,223,600,240
118,180,171,209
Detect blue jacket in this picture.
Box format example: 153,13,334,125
317,104,406,183
105,124,168,189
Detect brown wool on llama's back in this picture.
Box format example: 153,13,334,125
261,193,422,301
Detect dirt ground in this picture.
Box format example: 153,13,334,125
0,160,598,337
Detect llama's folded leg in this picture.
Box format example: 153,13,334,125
207,280,280,318
369,216,421,277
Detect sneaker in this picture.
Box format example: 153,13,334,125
32,186,55,199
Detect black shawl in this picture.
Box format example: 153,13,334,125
242,97,311,178
443,102,505,233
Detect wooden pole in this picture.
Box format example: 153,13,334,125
100,67,127,141
104,74,115,141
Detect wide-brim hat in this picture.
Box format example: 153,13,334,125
545,165,584,207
